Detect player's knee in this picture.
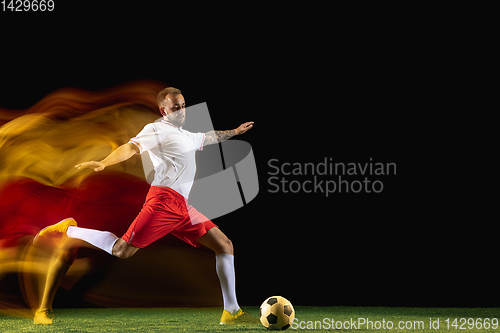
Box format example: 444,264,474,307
112,241,137,259
113,248,125,259
113,248,133,259
222,238,234,255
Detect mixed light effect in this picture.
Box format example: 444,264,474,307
0,80,164,188
0,80,189,311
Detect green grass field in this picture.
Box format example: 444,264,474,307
2,306,500,332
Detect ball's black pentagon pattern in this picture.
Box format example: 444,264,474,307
267,313,278,324
259,296,295,330
267,297,278,305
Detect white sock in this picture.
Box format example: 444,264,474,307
216,254,240,314
67,226,118,256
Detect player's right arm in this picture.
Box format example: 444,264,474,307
75,142,139,172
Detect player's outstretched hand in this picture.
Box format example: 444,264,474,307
75,161,106,172
235,121,254,135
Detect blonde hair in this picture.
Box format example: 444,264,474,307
157,87,182,108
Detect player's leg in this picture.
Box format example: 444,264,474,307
34,185,164,260
177,203,253,324
67,229,139,259
35,218,141,259
34,218,119,256
58,187,164,258
67,226,119,256
195,227,256,324
195,227,233,255
196,228,240,316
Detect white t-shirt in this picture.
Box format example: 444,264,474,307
129,120,205,199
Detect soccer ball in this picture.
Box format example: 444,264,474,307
259,296,295,330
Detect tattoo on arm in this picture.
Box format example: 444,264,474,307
203,129,236,146
203,131,217,146
215,129,236,142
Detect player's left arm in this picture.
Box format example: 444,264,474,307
203,121,254,146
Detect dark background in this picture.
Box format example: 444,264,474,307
1,3,493,307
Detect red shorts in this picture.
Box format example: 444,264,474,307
122,186,217,248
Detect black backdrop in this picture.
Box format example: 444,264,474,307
1,3,494,307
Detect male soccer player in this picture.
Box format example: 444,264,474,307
33,87,254,325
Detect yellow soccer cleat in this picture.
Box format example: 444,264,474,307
33,218,77,245
220,309,259,325
34,309,53,325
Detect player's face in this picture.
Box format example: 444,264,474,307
161,94,186,127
